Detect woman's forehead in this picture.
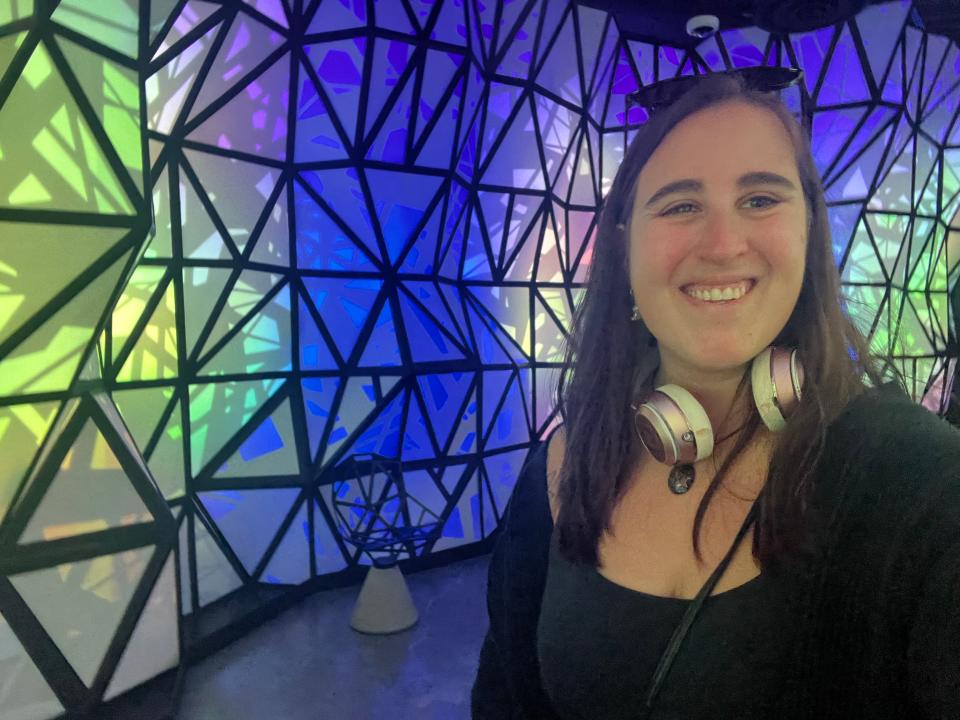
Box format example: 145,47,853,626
637,102,800,188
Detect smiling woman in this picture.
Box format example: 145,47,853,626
627,101,808,388
471,70,960,720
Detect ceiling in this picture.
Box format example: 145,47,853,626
576,0,960,48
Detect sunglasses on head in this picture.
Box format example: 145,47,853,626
626,66,803,114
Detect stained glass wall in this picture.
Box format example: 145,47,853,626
0,1,180,719
117,0,960,620
3,0,959,715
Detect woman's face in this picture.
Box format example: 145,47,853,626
628,100,808,376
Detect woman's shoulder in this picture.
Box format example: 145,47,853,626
829,381,960,457
824,381,960,519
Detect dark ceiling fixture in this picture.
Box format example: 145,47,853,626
750,0,869,33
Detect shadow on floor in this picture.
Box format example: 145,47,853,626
177,553,491,720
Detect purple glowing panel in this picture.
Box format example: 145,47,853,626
365,39,415,140
854,0,911,88
307,0,366,33
189,54,290,160
189,14,284,124
818,26,870,105
303,39,365,148
790,25,836,98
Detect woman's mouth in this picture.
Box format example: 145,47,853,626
680,279,756,305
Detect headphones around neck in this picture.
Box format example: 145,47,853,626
630,346,804,466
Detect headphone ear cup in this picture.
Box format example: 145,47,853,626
751,346,804,431
633,384,713,465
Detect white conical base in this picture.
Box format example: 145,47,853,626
350,564,419,635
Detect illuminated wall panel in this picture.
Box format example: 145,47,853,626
0,3,178,719
108,0,960,629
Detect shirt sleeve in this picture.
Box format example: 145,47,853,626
470,490,528,719
907,536,960,718
471,440,556,719
904,415,960,718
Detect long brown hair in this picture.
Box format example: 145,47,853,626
554,72,893,568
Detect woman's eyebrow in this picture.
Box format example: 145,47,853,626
643,172,798,209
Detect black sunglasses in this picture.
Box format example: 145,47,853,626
626,66,803,114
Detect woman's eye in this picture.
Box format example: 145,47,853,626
745,196,779,209
661,203,696,216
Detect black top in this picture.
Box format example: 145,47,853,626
471,383,960,720
538,530,792,719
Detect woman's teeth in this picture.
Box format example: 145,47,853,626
683,280,753,302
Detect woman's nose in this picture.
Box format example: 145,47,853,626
696,210,749,261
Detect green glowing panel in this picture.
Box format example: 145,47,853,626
191,513,243,608
841,218,884,284
104,552,179,701
0,31,26,81
51,0,139,58
110,266,166,361
0,609,64,720
843,284,886,339
0,251,131,396
21,420,154,543
534,291,567,362
197,270,284,359
145,166,174,259
148,403,186,501
0,401,58,526
201,284,291,376
149,0,181,45
182,266,232,354
0,1,33,26
0,222,129,346
112,386,174,451
114,275,178,382
59,37,143,194
0,43,134,213
10,546,153,686
188,379,284,475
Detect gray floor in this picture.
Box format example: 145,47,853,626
177,554,491,720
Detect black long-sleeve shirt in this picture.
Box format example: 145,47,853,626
471,383,960,719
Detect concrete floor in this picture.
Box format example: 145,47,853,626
177,554,490,720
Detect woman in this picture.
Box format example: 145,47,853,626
471,71,960,719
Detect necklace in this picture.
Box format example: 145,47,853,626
667,425,746,495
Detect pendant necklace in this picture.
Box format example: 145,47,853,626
667,424,746,495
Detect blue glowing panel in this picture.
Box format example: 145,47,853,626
301,377,341,460
262,500,310,585
200,488,299,574
365,169,444,264
401,389,438,461
335,389,404,461
302,277,381,361
294,181,376,271
357,302,403,367
300,168,376,256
